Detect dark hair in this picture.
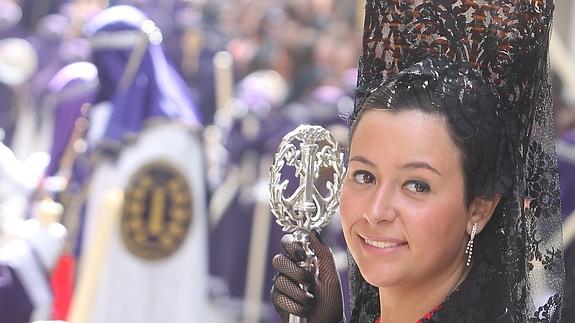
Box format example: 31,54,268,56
349,58,516,206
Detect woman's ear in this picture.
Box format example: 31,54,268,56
467,194,502,234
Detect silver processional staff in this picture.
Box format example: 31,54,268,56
269,124,346,323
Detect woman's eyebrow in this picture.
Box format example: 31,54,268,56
402,161,442,177
349,155,376,167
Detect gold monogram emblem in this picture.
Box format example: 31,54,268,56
121,161,192,260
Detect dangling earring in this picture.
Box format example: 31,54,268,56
465,223,478,267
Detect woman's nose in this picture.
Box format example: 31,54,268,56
363,185,397,225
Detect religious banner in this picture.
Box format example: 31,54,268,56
69,122,209,323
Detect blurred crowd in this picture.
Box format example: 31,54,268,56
1,0,575,323
0,0,359,322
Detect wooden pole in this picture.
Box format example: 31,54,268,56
242,155,273,323
213,51,234,112
67,189,123,323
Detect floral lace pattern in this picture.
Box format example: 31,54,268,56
349,0,564,322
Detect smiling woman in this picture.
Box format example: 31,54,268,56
344,109,472,321
270,0,564,322
341,58,513,321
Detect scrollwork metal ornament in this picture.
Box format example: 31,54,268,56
269,124,345,323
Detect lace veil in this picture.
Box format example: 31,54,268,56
348,0,564,321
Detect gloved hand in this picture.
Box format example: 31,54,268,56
271,230,344,323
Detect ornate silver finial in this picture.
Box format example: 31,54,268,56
269,124,345,323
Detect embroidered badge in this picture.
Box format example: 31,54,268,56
121,161,193,260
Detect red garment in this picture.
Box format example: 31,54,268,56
50,253,76,320
374,304,441,323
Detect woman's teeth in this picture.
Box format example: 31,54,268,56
364,238,405,249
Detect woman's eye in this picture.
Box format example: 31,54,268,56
403,180,430,193
352,171,375,184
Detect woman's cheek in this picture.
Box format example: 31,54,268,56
339,190,356,235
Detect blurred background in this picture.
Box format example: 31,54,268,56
0,0,574,323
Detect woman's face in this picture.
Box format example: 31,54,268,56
340,109,471,289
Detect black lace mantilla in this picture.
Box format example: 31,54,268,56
350,0,564,322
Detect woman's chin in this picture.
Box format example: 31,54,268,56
357,262,405,288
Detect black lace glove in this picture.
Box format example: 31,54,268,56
271,230,344,323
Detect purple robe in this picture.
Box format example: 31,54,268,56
69,4,204,258
0,263,33,323
44,61,98,177
83,5,202,150
557,131,575,218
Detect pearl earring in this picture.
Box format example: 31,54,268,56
465,223,478,267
